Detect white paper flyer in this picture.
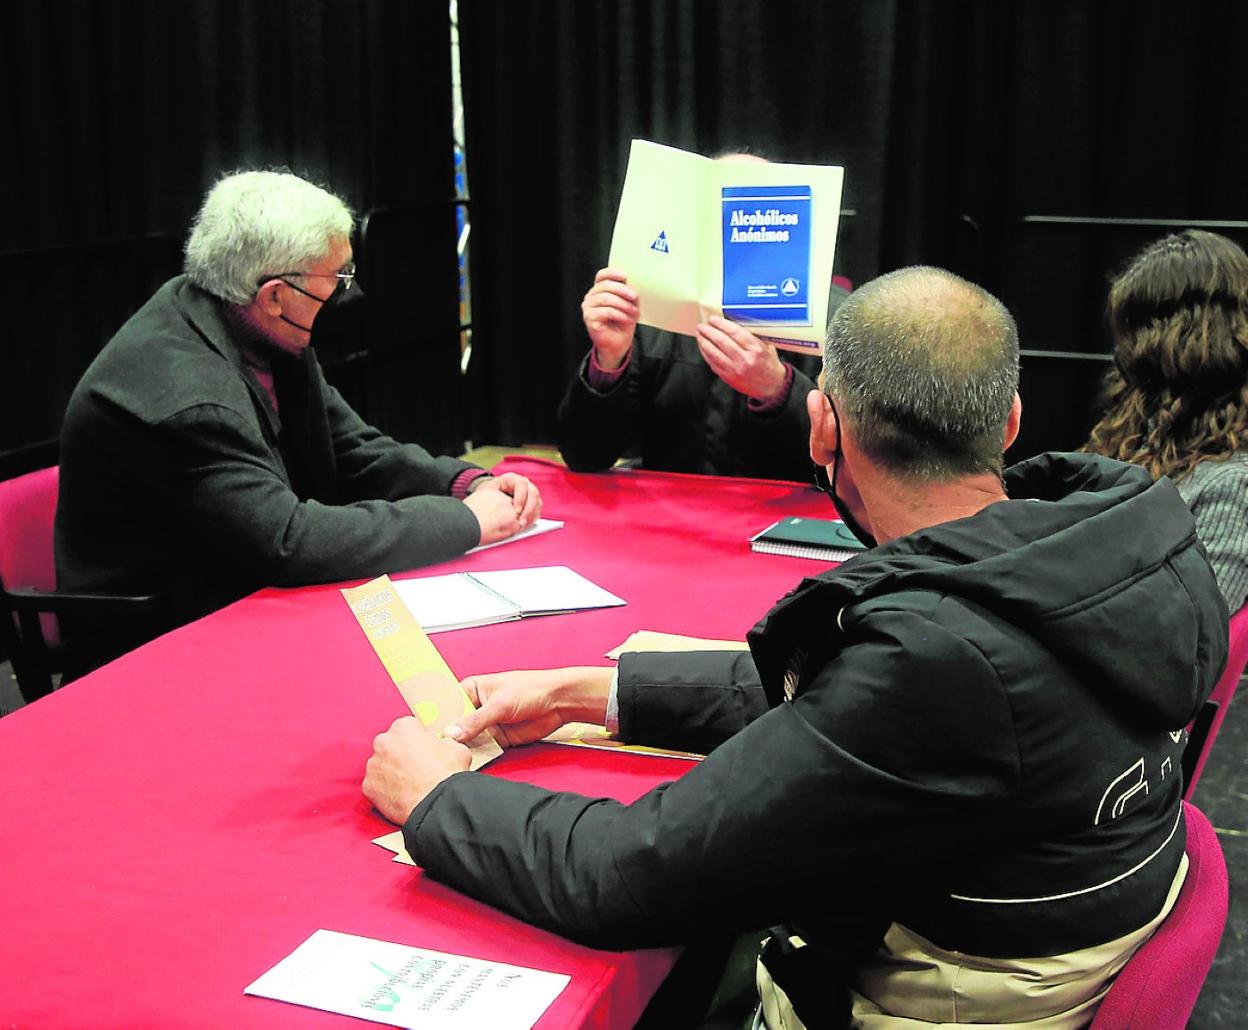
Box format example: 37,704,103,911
245,929,570,1029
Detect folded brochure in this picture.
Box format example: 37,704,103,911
608,139,844,355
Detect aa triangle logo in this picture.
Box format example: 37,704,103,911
650,230,670,254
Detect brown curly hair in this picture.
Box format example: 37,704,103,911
1084,229,1248,481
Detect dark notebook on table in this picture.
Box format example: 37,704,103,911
750,517,868,562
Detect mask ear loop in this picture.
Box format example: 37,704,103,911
274,277,328,334
826,396,878,549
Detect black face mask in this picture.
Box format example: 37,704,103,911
276,277,344,333
814,396,878,549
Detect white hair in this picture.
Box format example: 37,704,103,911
184,170,354,304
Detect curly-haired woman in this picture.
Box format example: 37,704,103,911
1085,229,1248,612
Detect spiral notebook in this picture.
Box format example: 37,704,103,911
750,517,868,562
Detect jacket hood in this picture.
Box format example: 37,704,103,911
751,452,1229,728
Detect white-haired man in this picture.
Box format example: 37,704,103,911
56,170,539,671
365,267,1227,1027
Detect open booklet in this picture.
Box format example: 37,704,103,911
392,566,625,633
608,139,845,355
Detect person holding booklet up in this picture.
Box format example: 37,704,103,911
365,266,1226,1028
557,153,849,482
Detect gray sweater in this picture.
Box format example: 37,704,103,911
1176,451,1248,612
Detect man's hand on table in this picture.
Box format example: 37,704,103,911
463,472,542,545
364,716,472,824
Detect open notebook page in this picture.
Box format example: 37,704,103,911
392,573,519,632
468,566,626,615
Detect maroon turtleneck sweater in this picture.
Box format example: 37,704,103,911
223,304,488,498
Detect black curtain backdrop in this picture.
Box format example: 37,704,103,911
8,1,1248,462
6,0,452,249
459,0,1248,453
3,0,457,462
459,0,902,446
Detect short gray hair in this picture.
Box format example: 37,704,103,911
822,266,1020,479
184,170,354,304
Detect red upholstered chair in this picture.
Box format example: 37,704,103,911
1182,604,1248,800
1089,801,1229,1029
0,466,155,704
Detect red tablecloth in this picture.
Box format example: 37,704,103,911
0,458,833,1028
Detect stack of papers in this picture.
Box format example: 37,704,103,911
373,830,417,866
605,629,750,659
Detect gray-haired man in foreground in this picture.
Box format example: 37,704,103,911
365,266,1226,1027
57,170,539,671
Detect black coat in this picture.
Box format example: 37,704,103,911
556,327,823,482
403,454,1226,982
55,276,481,657
555,284,850,482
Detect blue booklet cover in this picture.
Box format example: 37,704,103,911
721,184,813,326
607,140,844,354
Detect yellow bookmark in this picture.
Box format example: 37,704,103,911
342,575,503,770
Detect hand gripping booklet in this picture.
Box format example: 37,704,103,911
608,139,845,355
750,517,868,562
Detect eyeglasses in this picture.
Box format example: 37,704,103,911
265,263,356,292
